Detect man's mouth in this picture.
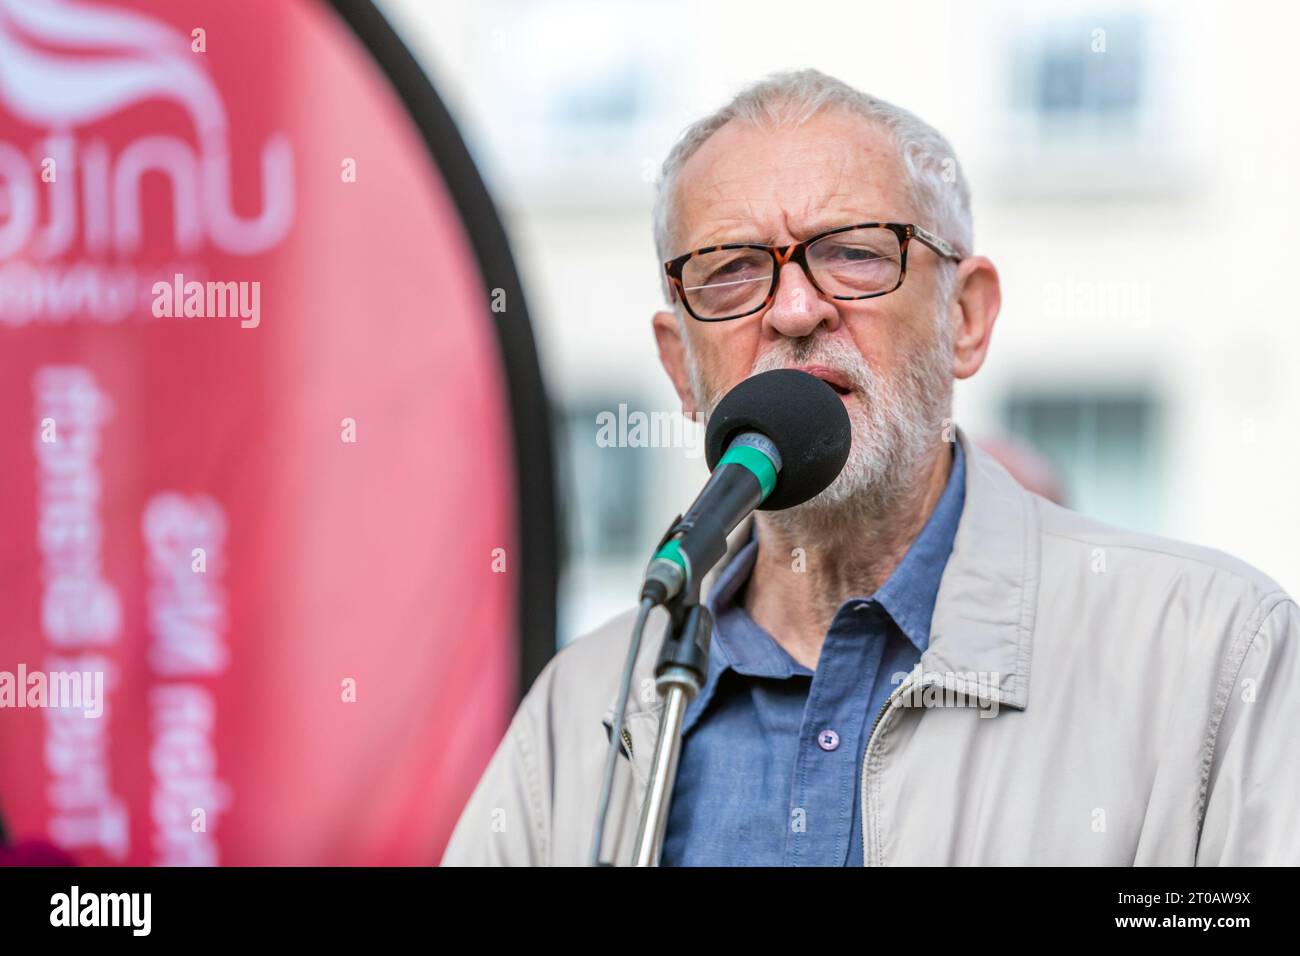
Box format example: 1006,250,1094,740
792,364,855,396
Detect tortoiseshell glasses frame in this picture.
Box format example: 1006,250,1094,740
663,221,964,322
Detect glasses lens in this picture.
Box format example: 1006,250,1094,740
808,227,902,297
680,247,773,319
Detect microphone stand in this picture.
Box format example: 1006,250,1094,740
631,568,712,866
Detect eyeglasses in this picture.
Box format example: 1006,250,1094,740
664,222,964,322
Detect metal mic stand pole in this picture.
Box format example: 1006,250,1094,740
631,590,712,866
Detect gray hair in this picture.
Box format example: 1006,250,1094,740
653,68,972,303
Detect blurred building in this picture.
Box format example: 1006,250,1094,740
381,0,1300,642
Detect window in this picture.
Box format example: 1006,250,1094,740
1003,390,1162,533
559,400,648,560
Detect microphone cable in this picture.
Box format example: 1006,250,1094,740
588,596,655,866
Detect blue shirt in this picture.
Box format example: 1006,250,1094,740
660,440,966,866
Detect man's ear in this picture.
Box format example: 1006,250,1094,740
652,308,698,416
950,256,1001,380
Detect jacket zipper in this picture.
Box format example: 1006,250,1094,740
620,726,634,759
861,674,916,866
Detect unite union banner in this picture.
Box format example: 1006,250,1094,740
0,0,557,865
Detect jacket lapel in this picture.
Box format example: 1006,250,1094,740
921,426,1038,712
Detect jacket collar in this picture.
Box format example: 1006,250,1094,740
601,424,1039,776
920,425,1038,712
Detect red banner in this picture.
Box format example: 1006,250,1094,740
0,0,552,865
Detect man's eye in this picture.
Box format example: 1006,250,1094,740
706,257,763,282
833,246,884,261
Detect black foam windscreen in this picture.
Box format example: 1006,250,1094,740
704,368,852,510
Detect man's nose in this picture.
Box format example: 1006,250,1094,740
762,261,841,338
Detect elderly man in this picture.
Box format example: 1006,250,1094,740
442,69,1300,866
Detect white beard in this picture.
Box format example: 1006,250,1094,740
688,320,953,526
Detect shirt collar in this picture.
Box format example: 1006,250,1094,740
683,527,810,738
705,535,810,679
602,426,1041,750
707,439,965,648
681,440,967,735
874,438,966,652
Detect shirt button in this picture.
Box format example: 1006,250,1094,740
817,729,840,751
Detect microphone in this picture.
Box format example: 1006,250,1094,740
640,368,852,606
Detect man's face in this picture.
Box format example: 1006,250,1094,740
657,108,956,514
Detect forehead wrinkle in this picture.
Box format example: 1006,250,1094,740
674,121,909,250
677,193,777,249
681,173,842,247
684,188,903,250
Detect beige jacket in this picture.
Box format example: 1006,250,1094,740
441,427,1300,866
